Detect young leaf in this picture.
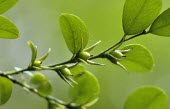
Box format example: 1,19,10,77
69,65,100,106
28,41,37,67
59,13,89,54
30,73,52,97
123,0,162,35
124,86,168,109
36,48,51,63
149,8,170,36
0,76,13,105
0,16,19,38
119,44,154,72
84,40,101,52
0,0,18,14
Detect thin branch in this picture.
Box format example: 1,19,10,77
90,31,147,60
5,68,28,75
124,30,147,42
0,72,68,106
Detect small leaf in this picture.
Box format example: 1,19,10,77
123,0,162,35
119,44,154,72
69,65,100,106
0,16,19,38
0,76,13,105
149,8,170,36
124,86,168,109
28,41,37,67
30,73,52,96
36,48,51,63
0,0,18,14
59,13,89,54
84,41,101,52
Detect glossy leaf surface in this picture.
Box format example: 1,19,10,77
0,0,18,14
60,14,88,54
0,16,19,38
69,65,100,105
123,0,162,35
124,86,168,109
119,44,154,72
0,76,13,105
149,8,170,36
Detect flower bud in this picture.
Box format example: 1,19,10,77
33,60,42,67
60,68,73,77
78,51,91,61
109,50,124,59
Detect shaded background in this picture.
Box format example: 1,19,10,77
1,0,170,109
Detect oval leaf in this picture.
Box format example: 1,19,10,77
119,44,154,72
124,86,168,109
27,41,37,67
123,0,162,35
149,8,170,36
0,76,13,105
0,16,19,38
30,73,52,96
69,65,100,105
59,13,89,54
0,0,18,14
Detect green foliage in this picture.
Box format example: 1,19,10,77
28,41,38,67
28,41,51,69
119,44,154,72
0,0,18,14
149,8,170,36
36,48,51,63
69,65,100,106
59,13,89,55
84,41,101,52
0,0,170,109
124,86,168,109
30,73,52,96
0,16,19,38
0,76,13,105
123,0,162,35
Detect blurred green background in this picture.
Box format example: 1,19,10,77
1,0,170,109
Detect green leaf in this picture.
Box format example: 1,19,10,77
59,13,89,54
124,86,168,109
69,65,100,105
119,44,154,72
84,41,101,52
0,76,13,105
0,0,18,14
123,0,162,35
28,41,37,67
30,73,52,96
149,8,170,36
0,16,19,38
36,48,51,63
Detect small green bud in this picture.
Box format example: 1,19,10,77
78,51,91,61
109,50,124,59
33,60,42,67
60,68,73,77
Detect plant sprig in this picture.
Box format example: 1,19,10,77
0,0,170,109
